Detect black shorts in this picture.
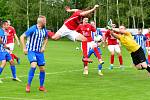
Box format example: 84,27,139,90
131,47,146,65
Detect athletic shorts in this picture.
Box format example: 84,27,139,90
6,43,14,51
88,47,102,58
131,47,146,65
81,41,97,53
0,51,12,61
56,24,80,41
108,45,121,53
27,51,45,66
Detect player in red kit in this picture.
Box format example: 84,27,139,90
76,17,104,75
104,24,123,69
145,28,150,64
6,20,20,64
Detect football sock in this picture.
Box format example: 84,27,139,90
98,64,102,70
10,66,16,78
39,71,45,87
93,47,101,59
148,55,150,64
84,62,88,67
82,41,88,58
111,54,114,64
118,55,123,65
0,67,4,75
28,67,36,86
10,54,15,61
146,65,150,73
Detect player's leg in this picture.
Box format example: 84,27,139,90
147,47,150,64
115,45,123,69
108,45,115,69
26,51,37,92
0,52,7,76
36,52,47,92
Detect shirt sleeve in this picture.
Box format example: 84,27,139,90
45,29,48,38
0,29,4,37
12,27,16,35
25,25,35,37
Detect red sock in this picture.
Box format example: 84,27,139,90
10,54,15,61
118,55,123,65
84,62,88,67
148,55,150,64
11,54,18,60
82,41,88,58
111,55,114,64
93,47,101,59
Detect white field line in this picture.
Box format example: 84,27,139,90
0,97,42,100
3,66,130,79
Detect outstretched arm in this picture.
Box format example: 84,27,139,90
65,6,79,12
80,5,99,16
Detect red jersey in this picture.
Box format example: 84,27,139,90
145,33,150,47
76,23,96,42
6,26,16,44
64,10,82,30
105,30,118,45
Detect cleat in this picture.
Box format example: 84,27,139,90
39,86,47,92
109,65,113,70
12,77,22,82
83,67,88,75
82,58,93,63
17,58,20,64
26,84,30,93
98,70,103,76
100,61,104,65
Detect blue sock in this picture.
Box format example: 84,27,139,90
0,67,4,75
10,66,16,78
98,64,102,70
146,58,149,64
39,71,45,87
28,67,36,86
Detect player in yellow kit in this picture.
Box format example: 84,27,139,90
107,25,150,74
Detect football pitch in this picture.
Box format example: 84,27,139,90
0,40,150,100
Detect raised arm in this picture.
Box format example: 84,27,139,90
65,6,79,13
80,5,99,16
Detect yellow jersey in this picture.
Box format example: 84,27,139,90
118,31,140,53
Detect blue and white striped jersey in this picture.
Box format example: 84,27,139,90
91,28,103,41
134,34,146,50
25,25,48,52
0,28,7,52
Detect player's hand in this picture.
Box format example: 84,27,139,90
94,5,99,9
65,6,70,11
23,48,28,55
40,47,45,53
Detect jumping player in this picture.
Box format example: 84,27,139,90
104,24,123,69
0,20,21,83
107,25,150,74
76,17,104,75
20,15,48,92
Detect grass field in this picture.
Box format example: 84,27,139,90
0,40,150,100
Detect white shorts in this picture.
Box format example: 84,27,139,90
81,41,97,52
108,45,121,53
6,43,14,51
56,24,80,41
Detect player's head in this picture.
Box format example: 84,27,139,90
37,15,46,28
119,25,126,33
82,17,88,25
1,20,9,29
112,24,116,28
138,28,143,34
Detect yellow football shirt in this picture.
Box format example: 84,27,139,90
118,31,140,53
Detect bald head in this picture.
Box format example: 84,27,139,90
37,15,46,28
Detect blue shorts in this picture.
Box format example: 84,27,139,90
88,47,102,58
27,51,45,66
0,51,12,61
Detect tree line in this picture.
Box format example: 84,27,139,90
0,0,150,36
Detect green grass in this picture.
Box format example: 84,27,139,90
0,40,150,100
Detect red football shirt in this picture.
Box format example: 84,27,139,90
64,10,82,30
76,23,96,42
145,33,150,47
6,26,16,44
105,30,118,45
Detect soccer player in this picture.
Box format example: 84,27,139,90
104,24,123,69
145,28,150,64
5,19,20,64
48,5,99,62
0,20,21,83
20,15,48,92
76,17,104,75
107,25,150,74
